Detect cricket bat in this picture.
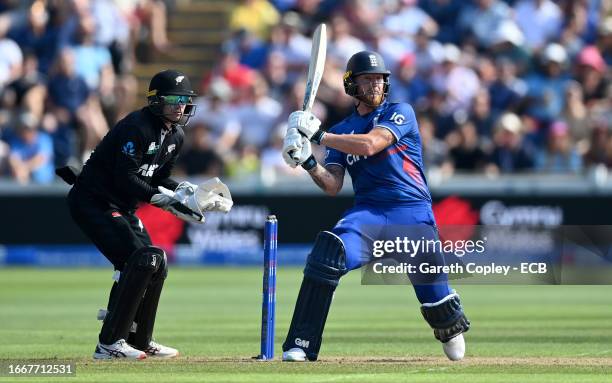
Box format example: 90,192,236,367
288,23,326,159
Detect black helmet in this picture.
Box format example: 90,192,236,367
147,69,197,127
343,51,391,99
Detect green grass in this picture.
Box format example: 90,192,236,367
0,267,611,382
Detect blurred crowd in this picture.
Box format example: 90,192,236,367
0,0,170,184
0,0,611,185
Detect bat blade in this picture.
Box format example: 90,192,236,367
302,23,327,112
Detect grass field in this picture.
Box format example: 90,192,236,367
0,267,611,382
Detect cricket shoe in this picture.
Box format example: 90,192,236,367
141,341,179,358
282,348,307,362
93,339,146,360
442,333,465,361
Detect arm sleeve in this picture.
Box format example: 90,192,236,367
113,123,159,202
324,147,346,169
375,103,418,142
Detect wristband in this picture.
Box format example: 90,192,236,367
311,129,326,145
301,155,317,171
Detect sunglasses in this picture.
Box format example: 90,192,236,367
163,95,192,104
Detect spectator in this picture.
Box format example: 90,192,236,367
561,81,589,152
535,121,582,173
262,50,292,100
487,113,536,174
0,37,23,91
6,112,54,184
489,20,531,76
513,0,562,51
6,0,59,75
575,45,608,107
469,88,496,139
229,0,280,41
46,48,89,165
598,16,612,65
419,0,462,44
488,58,527,114
459,0,512,49
268,12,312,79
383,0,438,42
133,0,172,54
430,44,480,115
418,115,449,172
90,0,131,74
235,74,282,150
411,28,444,79
449,120,488,172
584,124,612,168
232,29,269,70
178,122,224,177
389,53,430,108
5,51,46,120
525,43,571,123
190,77,241,154
328,13,366,64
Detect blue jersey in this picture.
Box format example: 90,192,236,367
324,100,431,206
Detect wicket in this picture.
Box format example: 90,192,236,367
257,215,277,360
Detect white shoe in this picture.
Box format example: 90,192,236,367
282,348,307,362
93,339,146,360
142,341,179,358
442,333,465,361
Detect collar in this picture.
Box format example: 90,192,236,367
353,99,388,119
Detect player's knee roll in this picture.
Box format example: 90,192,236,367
304,231,346,286
128,246,167,277
420,293,470,343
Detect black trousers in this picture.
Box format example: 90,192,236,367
67,186,152,270
68,185,162,346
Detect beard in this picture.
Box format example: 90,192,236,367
358,91,384,107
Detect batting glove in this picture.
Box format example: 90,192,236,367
288,110,325,144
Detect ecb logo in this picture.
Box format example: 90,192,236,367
369,54,378,67
390,112,405,125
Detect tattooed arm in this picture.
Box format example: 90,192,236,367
306,164,345,197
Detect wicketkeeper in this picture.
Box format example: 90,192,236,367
61,70,232,359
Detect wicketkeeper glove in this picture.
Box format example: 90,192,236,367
150,185,205,223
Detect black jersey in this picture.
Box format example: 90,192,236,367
76,107,183,211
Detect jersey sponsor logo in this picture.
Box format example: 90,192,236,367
295,338,310,348
390,111,405,125
138,164,159,177
167,144,176,154
146,142,159,154
346,153,367,166
121,141,135,156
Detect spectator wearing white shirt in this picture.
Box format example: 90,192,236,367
514,0,562,52
190,77,241,154
235,74,282,150
0,38,22,91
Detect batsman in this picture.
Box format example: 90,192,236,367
281,51,470,362
62,70,232,359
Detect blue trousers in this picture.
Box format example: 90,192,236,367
331,203,451,304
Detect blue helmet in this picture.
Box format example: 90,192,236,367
343,51,390,98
